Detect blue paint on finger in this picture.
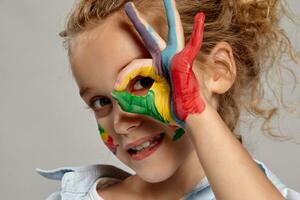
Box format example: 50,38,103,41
125,2,164,76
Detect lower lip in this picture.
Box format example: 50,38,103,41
129,134,163,161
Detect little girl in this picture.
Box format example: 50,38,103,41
37,0,300,199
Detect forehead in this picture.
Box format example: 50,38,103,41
70,13,149,93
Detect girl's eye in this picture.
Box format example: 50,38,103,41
91,97,111,110
129,76,154,95
89,97,112,117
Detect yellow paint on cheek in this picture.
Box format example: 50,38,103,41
100,131,109,142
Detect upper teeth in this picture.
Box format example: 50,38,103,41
132,141,151,151
129,134,163,152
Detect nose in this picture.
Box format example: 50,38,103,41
113,104,142,135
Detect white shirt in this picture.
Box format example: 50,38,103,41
37,160,300,200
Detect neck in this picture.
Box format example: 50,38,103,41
130,149,205,198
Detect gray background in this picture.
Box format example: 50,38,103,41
0,0,299,199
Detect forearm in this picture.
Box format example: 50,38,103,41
186,105,284,200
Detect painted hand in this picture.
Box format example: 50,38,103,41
112,59,185,141
124,0,206,127
112,59,173,124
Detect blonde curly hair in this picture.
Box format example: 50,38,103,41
60,0,299,141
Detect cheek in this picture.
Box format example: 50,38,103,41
97,124,119,155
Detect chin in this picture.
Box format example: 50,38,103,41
139,172,172,183
137,163,178,183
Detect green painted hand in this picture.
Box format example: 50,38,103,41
111,90,167,124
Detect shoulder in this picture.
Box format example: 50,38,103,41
36,164,131,200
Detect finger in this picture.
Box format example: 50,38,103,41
111,91,145,114
184,12,205,62
111,91,136,110
125,2,166,52
163,0,184,51
111,90,164,122
125,2,166,75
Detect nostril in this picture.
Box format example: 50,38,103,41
128,125,136,130
127,120,143,131
114,114,143,134
113,103,144,133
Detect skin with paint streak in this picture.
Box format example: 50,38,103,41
97,124,118,154
97,58,186,153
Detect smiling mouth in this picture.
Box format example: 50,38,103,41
127,133,164,160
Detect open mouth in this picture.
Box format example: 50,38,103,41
127,133,164,161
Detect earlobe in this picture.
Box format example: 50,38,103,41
206,42,236,94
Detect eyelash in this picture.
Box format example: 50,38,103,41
88,96,112,112
84,77,154,113
129,76,154,94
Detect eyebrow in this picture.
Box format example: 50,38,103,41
116,54,150,73
79,87,91,98
79,55,149,97
117,56,139,73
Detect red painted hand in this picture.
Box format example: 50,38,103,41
125,1,206,127
171,13,206,121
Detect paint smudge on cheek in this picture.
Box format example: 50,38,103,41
168,125,185,141
97,124,119,154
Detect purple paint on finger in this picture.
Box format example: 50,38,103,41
124,2,163,76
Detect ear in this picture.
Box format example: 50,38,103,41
203,42,236,94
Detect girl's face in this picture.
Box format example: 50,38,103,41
70,13,194,183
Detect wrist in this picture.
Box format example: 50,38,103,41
185,104,220,133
